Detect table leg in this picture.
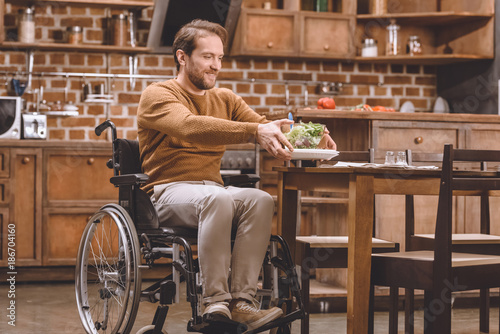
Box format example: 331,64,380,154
347,174,374,334
277,172,299,259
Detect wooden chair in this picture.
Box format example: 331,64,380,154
295,149,399,334
370,144,500,334
404,149,500,333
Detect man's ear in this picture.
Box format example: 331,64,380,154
176,49,187,67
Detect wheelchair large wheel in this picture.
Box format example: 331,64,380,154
75,204,142,334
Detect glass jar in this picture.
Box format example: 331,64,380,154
18,7,35,43
361,38,378,57
67,26,83,45
385,19,400,56
111,13,128,46
369,0,387,15
407,35,423,56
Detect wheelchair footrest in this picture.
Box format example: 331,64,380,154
188,314,248,333
245,309,305,334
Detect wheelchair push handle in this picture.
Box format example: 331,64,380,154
95,120,117,141
95,120,120,176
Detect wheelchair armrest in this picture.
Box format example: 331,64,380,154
222,174,260,187
110,173,149,186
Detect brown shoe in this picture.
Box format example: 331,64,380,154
202,301,231,319
230,299,283,331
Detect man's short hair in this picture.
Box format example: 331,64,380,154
173,19,228,71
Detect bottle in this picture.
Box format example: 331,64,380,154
112,13,128,46
18,7,35,43
386,19,400,56
67,26,83,45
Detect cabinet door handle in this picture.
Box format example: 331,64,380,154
267,41,273,48
323,44,330,50
87,158,95,165
414,136,424,144
22,157,30,164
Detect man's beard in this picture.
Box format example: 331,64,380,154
187,66,217,90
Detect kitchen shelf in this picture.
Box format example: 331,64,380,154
0,41,150,53
354,54,493,65
356,11,493,26
5,0,154,9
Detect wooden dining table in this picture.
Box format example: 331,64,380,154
274,165,445,334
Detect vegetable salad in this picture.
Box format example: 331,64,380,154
285,121,324,149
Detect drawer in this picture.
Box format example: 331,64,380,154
0,148,9,178
0,179,8,205
374,122,459,154
467,125,500,150
46,151,117,202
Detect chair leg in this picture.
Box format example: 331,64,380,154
480,288,489,333
405,288,415,334
368,284,375,334
426,289,452,334
423,291,432,334
300,265,310,334
389,286,399,334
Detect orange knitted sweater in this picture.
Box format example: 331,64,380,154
137,79,267,195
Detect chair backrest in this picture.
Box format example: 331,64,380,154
433,144,500,274
115,139,142,175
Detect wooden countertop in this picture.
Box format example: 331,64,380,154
295,109,500,123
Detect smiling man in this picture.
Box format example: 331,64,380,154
137,19,300,331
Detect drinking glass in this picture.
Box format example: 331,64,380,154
385,151,395,165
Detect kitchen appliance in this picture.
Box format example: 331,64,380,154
147,0,242,54
22,113,47,139
0,96,22,139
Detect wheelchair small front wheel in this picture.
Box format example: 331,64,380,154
75,204,142,334
136,325,168,334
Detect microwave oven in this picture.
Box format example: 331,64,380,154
0,96,22,139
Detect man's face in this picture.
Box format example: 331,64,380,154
184,35,224,91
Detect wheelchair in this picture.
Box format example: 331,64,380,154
75,120,304,334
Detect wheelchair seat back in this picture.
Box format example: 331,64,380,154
112,138,160,231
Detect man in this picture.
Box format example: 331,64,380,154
137,19,335,331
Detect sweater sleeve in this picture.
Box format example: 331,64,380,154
137,83,261,146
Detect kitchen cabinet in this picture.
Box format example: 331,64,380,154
235,0,494,64
0,0,153,53
231,9,300,57
0,141,116,279
232,7,355,59
355,0,494,64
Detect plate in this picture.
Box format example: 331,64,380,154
433,96,450,113
400,101,415,113
286,148,339,160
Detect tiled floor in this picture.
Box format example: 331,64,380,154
0,281,498,333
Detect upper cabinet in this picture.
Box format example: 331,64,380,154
0,0,153,53
354,0,494,64
232,0,494,64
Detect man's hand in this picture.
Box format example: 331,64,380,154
318,127,337,150
257,119,294,160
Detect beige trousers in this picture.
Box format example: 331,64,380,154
152,181,274,304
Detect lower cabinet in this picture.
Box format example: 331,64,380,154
0,141,116,280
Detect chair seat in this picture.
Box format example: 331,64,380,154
373,250,500,267
414,233,500,244
296,236,397,249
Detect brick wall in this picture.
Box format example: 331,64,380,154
1,2,437,141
